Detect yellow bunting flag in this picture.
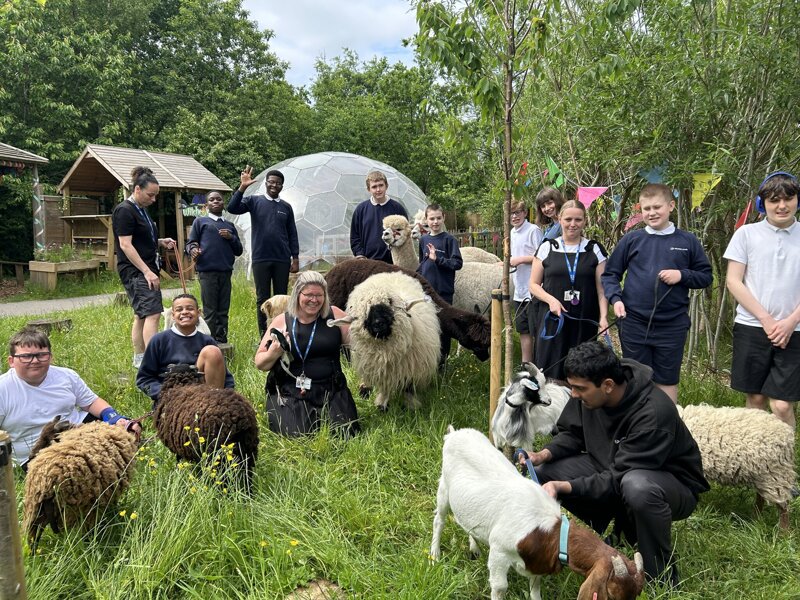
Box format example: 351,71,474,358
691,173,722,209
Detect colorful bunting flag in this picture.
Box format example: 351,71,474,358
612,194,623,214
624,213,644,231
546,156,565,187
734,199,752,230
638,166,666,184
691,173,722,209
577,187,608,209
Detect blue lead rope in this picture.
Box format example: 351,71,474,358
539,311,613,349
514,448,540,484
513,448,570,566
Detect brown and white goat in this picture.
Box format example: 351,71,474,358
431,427,644,600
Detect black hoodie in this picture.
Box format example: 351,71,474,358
545,359,709,501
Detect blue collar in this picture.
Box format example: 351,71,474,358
558,514,570,565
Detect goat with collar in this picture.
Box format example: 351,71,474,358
431,427,644,600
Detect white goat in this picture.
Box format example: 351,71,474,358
431,427,644,600
329,271,440,410
491,362,571,449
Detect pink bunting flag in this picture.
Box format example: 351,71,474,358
577,187,608,209
624,213,644,231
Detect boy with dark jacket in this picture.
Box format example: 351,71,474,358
185,191,243,343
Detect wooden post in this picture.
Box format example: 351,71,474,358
0,431,28,600
488,289,503,443
61,184,72,249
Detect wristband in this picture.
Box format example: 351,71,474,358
100,407,127,425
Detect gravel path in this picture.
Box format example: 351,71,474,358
0,288,183,317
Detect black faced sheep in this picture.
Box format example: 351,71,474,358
432,427,645,600
329,271,440,410
154,365,259,489
491,362,571,449
676,403,796,530
23,417,138,544
325,258,490,361
384,214,510,313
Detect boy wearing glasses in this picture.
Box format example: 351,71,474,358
0,328,139,468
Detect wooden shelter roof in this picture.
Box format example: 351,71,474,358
57,144,231,194
0,142,49,167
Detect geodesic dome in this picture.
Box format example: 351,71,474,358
227,152,428,272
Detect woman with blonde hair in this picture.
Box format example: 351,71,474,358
255,271,359,437
528,200,608,381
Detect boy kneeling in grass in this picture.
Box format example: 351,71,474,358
136,294,235,404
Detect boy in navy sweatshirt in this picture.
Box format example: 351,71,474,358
227,166,299,339
417,204,463,366
350,170,408,263
602,184,712,403
185,191,243,343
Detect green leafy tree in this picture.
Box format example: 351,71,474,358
414,0,553,380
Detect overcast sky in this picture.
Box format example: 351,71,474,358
242,0,419,88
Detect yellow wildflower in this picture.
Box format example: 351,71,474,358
119,510,127,517
289,539,299,547
130,512,138,520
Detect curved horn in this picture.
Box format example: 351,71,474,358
520,378,540,391
634,552,644,574
521,361,540,376
327,316,354,327
404,294,432,311
611,554,628,578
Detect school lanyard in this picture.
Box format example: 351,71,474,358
131,200,157,246
559,237,581,288
290,316,317,371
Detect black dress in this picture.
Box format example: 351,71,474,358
533,238,607,381
266,311,359,437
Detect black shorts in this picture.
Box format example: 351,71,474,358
122,272,163,319
618,317,687,385
512,300,531,334
730,323,800,401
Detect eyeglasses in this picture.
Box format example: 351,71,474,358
300,292,324,300
511,210,527,216
12,351,52,364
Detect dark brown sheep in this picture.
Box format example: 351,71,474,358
154,365,259,489
325,258,491,361
23,418,138,544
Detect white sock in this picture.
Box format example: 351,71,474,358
132,353,144,368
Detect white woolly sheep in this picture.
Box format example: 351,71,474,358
676,403,796,529
383,214,511,314
432,427,645,600
325,258,491,361
329,271,440,410
23,417,138,543
491,362,571,449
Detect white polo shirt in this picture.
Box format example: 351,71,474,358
723,218,800,330
0,365,97,465
510,220,543,301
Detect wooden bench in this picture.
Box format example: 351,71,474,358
0,261,26,286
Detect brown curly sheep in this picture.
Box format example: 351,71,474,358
23,418,138,543
154,365,259,489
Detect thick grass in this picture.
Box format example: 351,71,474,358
2,276,799,599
